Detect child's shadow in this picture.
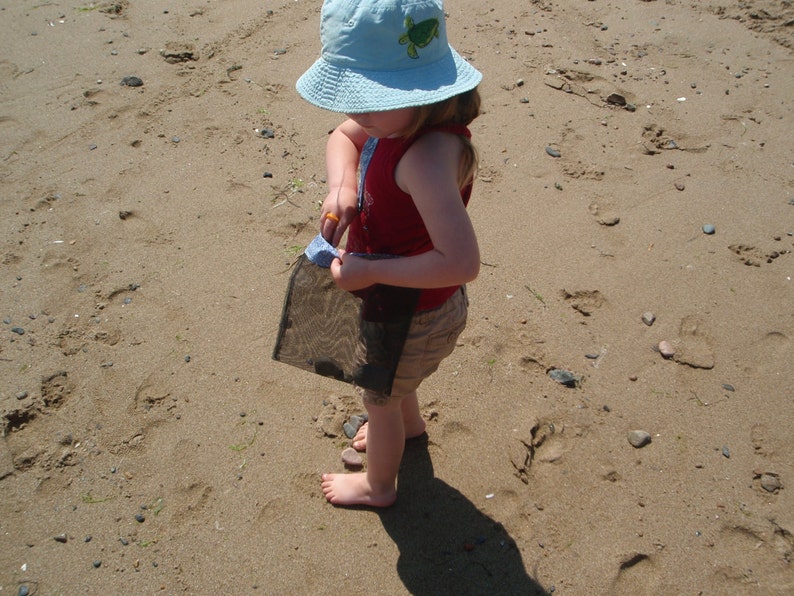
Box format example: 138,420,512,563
376,436,548,595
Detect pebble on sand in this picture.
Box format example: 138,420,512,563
627,430,651,448
658,341,675,359
548,368,578,387
760,473,782,493
341,447,363,468
120,75,143,87
702,224,716,235
641,312,656,326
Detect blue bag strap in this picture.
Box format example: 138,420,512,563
357,137,378,212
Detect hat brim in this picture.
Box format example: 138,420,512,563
296,47,482,114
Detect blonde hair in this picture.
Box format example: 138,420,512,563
401,87,481,188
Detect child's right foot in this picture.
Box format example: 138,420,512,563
351,420,426,452
321,473,397,507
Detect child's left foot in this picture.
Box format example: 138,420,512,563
321,473,397,507
351,420,426,452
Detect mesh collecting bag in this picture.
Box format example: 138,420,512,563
272,236,419,396
273,138,420,395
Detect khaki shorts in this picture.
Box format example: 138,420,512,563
361,287,468,405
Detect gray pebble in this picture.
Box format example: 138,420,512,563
545,146,561,158
11,327,25,335
16,391,28,400
641,312,656,326
93,560,102,568
184,355,191,363
548,368,578,387
343,422,357,439
54,533,68,543
135,513,145,523
721,446,730,458
121,76,143,87
343,414,367,438
702,224,716,235
171,136,180,143
627,430,651,448
341,447,363,467
760,474,782,493
18,586,30,596
262,172,273,178
260,128,275,139
722,383,735,392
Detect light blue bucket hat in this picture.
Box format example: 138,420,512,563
296,0,482,113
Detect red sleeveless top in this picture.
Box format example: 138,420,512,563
346,124,473,312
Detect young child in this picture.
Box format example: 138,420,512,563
296,0,482,507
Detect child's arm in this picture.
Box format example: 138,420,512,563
331,131,480,291
321,119,369,246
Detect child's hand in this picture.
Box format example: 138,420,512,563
330,249,374,291
320,187,357,247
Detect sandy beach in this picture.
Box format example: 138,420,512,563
1,0,792,593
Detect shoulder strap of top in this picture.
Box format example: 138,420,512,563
358,137,379,212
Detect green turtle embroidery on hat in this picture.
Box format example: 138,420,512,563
296,0,482,114
399,16,440,59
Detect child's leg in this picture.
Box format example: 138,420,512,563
321,394,404,507
352,389,426,451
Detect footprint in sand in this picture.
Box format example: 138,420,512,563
509,419,567,485
611,552,661,594
560,289,605,317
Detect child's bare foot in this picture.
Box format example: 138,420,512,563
351,420,426,452
321,473,397,507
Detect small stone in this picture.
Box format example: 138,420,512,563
135,513,145,523
18,586,30,596
760,474,782,493
341,447,363,467
120,75,143,87
260,128,275,139
675,182,686,191
657,341,675,359
544,146,562,158
184,355,191,363
262,172,273,178
548,368,578,387
722,383,735,392
171,136,180,143
721,446,730,458
516,78,525,87
641,312,656,326
93,560,102,568
627,430,651,448
343,414,367,439
11,327,25,335
16,391,28,400
54,533,68,543
702,224,716,235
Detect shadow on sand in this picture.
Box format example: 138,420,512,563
376,435,548,595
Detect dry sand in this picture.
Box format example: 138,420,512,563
1,0,793,593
